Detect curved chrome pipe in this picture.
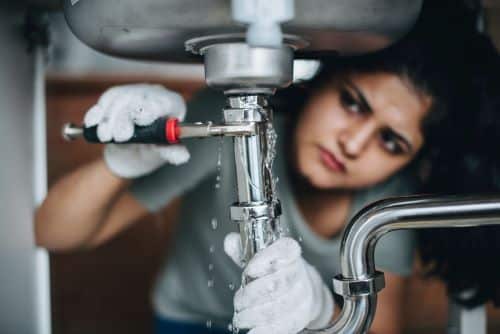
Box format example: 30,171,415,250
303,195,500,334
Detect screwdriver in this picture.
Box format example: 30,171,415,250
62,117,257,144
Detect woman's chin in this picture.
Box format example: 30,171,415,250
304,172,340,190
296,161,345,190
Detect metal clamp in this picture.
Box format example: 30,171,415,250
332,271,385,297
230,201,282,222
224,108,265,123
226,95,269,109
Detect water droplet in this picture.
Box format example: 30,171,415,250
228,283,235,291
214,137,223,190
208,263,214,271
211,218,218,230
207,279,214,288
298,236,303,243
263,122,279,203
206,320,212,328
227,323,233,331
209,245,215,253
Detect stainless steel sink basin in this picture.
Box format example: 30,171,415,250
63,0,423,62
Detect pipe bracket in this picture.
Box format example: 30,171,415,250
332,271,385,297
230,201,282,222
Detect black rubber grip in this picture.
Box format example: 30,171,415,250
83,117,168,144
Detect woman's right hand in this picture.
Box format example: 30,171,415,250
84,83,190,178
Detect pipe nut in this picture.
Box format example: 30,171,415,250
224,107,265,123
332,271,385,297
230,201,282,222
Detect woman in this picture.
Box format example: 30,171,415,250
35,2,500,333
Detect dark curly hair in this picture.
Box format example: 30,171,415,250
273,0,500,307
417,16,500,308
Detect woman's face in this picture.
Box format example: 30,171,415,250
294,72,432,190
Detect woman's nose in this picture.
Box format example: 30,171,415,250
338,121,377,159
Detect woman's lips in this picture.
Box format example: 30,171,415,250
319,146,347,173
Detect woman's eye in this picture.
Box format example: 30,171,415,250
340,89,362,114
380,130,404,155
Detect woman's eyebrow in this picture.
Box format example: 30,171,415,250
344,80,373,114
344,80,414,154
388,129,414,153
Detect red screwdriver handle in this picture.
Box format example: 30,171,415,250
165,118,180,144
80,117,180,144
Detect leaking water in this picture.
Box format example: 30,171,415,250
210,218,218,230
264,122,279,203
215,137,223,190
206,139,226,329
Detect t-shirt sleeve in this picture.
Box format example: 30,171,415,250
128,88,226,212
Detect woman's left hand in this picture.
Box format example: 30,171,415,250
224,234,335,334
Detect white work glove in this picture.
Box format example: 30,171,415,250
83,84,190,178
224,233,335,334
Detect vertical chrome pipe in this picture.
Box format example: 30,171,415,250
233,131,266,203
225,95,282,263
303,195,500,334
233,127,278,262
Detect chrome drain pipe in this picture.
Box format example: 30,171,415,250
224,95,282,264
304,195,500,334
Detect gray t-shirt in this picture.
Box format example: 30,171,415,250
129,89,418,327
